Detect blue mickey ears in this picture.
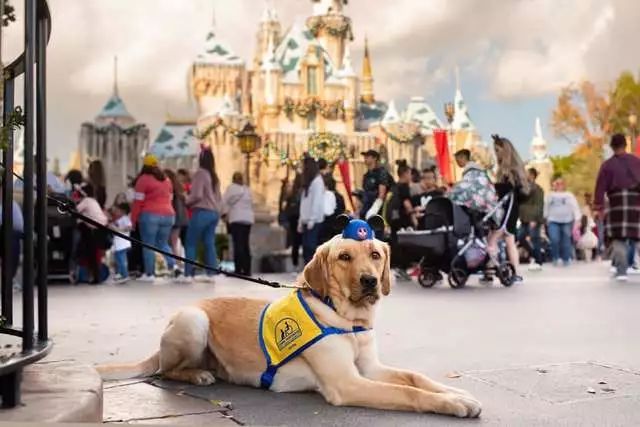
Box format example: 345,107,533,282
334,215,385,241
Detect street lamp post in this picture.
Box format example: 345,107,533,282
629,113,638,154
235,122,261,187
444,102,456,182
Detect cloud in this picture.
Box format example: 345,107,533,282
2,0,640,167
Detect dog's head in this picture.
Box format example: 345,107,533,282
302,216,391,314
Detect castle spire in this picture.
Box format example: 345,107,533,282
113,56,119,97
360,36,375,104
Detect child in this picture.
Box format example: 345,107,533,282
73,183,109,284
576,214,598,262
110,203,132,283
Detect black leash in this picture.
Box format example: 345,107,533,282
1,165,303,289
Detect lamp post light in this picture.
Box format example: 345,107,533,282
629,113,638,153
444,102,456,181
236,122,261,186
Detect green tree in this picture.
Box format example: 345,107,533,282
610,71,640,134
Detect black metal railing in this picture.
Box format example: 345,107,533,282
0,0,52,408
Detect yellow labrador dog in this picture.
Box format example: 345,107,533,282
96,219,481,418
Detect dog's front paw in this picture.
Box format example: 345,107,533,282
190,370,216,386
442,393,482,418
443,385,477,400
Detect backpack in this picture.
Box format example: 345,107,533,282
383,190,402,226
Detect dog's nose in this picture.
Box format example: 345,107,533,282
360,274,378,290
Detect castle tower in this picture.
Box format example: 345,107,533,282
191,10,246,117
360,37,375,104
307,0,351,69
254,1,282,70
259,31,282,131
528,117,553,192
340,45,358,129
79,57,149,202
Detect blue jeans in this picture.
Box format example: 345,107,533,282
185,209,219,277
548,221,573,264
518,223,543,264
114,249,129,278
302,223,322,264
138,212,175,276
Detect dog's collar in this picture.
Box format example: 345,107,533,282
307,288,336,311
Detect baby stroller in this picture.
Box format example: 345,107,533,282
397,195,515,288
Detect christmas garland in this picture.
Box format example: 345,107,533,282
307,16,354,41
261,132,346,168
195,117,240,140
380,123,421,144
283,97,346,121
307,132,345,163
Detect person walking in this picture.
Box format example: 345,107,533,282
281,175,303,269
87,160,107,209
298,157,325,264
223,172,254,276
386,161,415,279
360,149,392,219
165,169,188,272
544,176,581,266
487,135,530,284
110,203,132,283
130,154,177,282
319,173,346,245
0,185,23,286
594,133,640,281
518,167,545,270
184,147,222,282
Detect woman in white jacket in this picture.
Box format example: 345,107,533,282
298,157,326,264
223,172,255,276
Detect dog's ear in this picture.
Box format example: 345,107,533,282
303,242,330,297
367,215,385,239
333,214,351,234
381,242,392,296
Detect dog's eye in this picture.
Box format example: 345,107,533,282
339,253,351,262
371,251,381,260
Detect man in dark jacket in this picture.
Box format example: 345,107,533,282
594,134,640,281
518,168,545,269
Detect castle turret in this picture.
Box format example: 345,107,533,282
191,10,246,117
528,117,553,192
79,58,149,202
307,0,351,69
254,1,281,70
360,37,375,104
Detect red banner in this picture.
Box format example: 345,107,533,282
636,136,640,156
337,159,355,211
433,129,452,184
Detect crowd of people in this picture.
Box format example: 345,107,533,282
1,132,639,287
0,146,255,286
276,132,640,285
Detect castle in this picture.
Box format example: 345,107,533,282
68,0,503,208
148,0,488,213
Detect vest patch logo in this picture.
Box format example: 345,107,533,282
275,317,302,351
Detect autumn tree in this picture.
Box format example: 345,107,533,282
610,71,640,134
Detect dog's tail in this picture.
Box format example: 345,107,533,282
95,351,160,381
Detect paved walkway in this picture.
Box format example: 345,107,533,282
28,261,640,425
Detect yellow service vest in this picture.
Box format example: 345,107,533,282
259,289,369,389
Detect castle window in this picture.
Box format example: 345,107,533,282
307,66,318,95
307,115,317,131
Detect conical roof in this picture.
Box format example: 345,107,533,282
404,96,442,133
382,100,400,123
96,94,133,120
452,89,475,131
149,121,198,159
195,28,244,66
275,21,334,83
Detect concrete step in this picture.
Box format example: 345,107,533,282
0,360,102,423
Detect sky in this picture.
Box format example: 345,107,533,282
4,0,640,170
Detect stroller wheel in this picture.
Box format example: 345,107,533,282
418,269,441,288
497,263,516,287
448,268,468,289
